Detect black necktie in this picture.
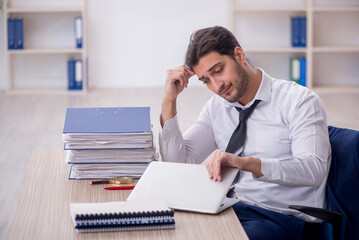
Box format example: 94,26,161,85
225,100,261,156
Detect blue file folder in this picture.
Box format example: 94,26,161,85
75,17,83,48
291,17,300,47
7,19,15,50
63,107,152,134
298,58,306,87
67,60,76,90
15,19,24,49
299,17,307,47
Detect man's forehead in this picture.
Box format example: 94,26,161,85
194,52,225,77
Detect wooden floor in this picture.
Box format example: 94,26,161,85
1,87,359,239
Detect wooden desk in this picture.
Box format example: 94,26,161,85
9,150,248,240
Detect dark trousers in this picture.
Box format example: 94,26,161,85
232,202,320,240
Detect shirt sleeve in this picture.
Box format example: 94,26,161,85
159,105,218,164
256,91,331,187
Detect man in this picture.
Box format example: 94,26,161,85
159,26,331,239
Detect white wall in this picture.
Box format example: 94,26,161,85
0,0,228,90
87,0,227,88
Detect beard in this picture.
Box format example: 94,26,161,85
219,60,249,103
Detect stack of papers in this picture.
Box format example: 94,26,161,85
65,149,155,164
63,133,153,149
63,107,156,180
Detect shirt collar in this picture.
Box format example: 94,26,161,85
224,68,272,108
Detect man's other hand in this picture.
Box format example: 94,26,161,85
205,150,263,182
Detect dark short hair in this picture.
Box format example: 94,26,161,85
185,26,241,69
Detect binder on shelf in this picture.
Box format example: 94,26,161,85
67,60,83,90
70,200,175,233
291,17,300,47
75,60,83,90
298,57,306,87
290,57,300,83
75,17,83,48
15,18,24,49
67,60,76,90
299,17,306,47
290,57,306,87
291,17,306,47
7,19,15,50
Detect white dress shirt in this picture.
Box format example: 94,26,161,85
159,69,331,222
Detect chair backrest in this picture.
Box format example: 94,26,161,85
327,126,359,240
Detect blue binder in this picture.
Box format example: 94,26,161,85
299,17,307,47
74,17,83,48
67,60,76,90
63,107,152,134
291,17,300,47
298,57,306,87
15,19,24,49
7,19,15,50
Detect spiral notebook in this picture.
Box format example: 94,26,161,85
70,200,175,233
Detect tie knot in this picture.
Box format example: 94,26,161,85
235,100,261,122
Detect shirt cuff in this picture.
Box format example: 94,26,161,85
159,114,181,136
158,114,187,163
253,157,281,182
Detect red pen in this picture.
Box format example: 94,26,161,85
104,186,135,190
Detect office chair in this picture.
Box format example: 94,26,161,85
290,126,359,240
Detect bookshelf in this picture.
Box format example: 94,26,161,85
3,0,88,94
228,0,359,90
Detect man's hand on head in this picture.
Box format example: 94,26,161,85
161,65,195,127
164,65,195,102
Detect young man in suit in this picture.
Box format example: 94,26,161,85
159,26,330,240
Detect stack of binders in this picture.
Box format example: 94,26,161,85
70,200,175,233
7,18,24,50
63,107,157,180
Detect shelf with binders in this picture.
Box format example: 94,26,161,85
5,12,84,51
4,1,87,94
228,0,359,90
246,52,307,86
230,4,308,84
231,10,307,50
7,53,85,92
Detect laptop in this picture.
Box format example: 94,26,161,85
127,161,240,214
